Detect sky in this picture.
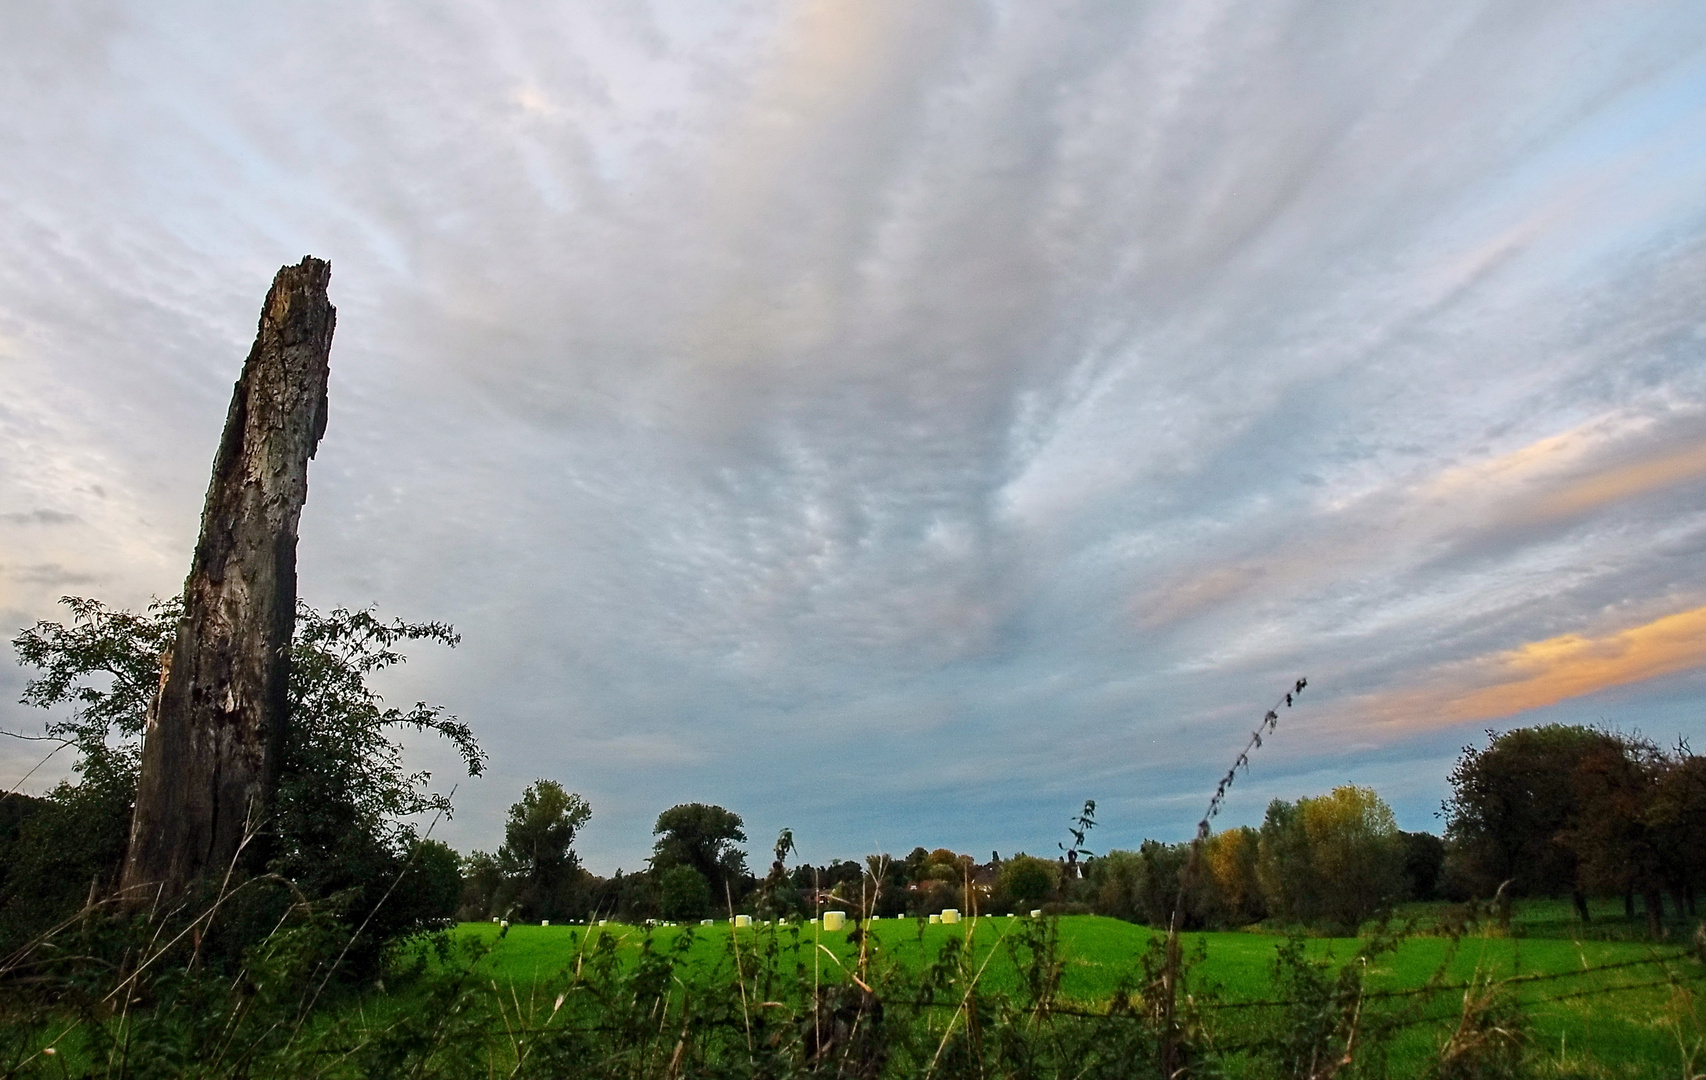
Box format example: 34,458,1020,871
2,1,1705,874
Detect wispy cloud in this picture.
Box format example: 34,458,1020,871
0,510,78,526
2,2,1705,865
1526,439,1706,522
1348,605,1706,731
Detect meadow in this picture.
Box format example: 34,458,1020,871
444,899,1706,1078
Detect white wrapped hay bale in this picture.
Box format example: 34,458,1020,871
822,910,846,931
928,914,941,924
941,909,960,924
734,914,752,927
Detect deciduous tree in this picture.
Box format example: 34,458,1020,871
658,865,712,921
996,854,1057,910
497,780,592,920
650,803,747,903
1443,725,1622,919
1259,786,1404,933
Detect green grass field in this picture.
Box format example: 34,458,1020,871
444,901,1706,1077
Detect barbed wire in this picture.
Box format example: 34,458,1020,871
301,963,1705,1050
1200,949,1698,1010
402,947,1700,1028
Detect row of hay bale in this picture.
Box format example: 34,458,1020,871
486,909,1048,931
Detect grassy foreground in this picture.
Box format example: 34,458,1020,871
446,904,1706,1077
10,901,1701,1077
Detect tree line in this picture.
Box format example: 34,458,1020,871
452,781,1443,935
459,727,1706,940
5,596,1700,965
1443,723,1706,935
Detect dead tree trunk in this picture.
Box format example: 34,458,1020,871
119,257,334,900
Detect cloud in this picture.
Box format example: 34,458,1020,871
2,2,1706,865
1445,606,1706,721
1346,605,1706,731
1,563,103,588
0,510,78,526
1526,439,1706,522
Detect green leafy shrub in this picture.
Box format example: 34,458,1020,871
658,865,712,921
5,597,484,969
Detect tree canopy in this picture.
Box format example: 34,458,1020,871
1439,724,1706,931
1443,724,1624,909
497,780,592,916
1258,785,1405,933
650,803,748,902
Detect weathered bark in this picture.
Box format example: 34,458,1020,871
119,257,334,900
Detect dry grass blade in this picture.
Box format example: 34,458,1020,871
1161,676,1308,1078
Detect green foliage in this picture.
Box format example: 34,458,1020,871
1445,724,1706,937
1201,825,1266,926
404,839,465,927
656,865,712,921
649,802,747,903
1554,735,1666,927
1258,799,1313,925
1060,798,1096,878
864,854,910,917
1092,820,1416,933
496,780,591,919
455,781,596,922
11,596,173,792
500,780,591,882
1260,786,1406,933
270,605,485,967
1649,748,1706,913
1444,725,1625,899
4,596,484,960
1089,832,1265,930
601,868,661,922
997,854,1058,910
1135,839,1194,926
1402,830,1447,902
1434,978,1534,1080
1087,849,1145,921
1253,928,1406,1080
1,903,1693,1078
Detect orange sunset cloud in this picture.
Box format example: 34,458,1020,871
1527,440,1706,522
1364,605,1706,729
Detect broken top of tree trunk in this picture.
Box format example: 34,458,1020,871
120,257,335,899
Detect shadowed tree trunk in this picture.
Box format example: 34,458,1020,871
119,257,335,900
1644,889,1664,938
